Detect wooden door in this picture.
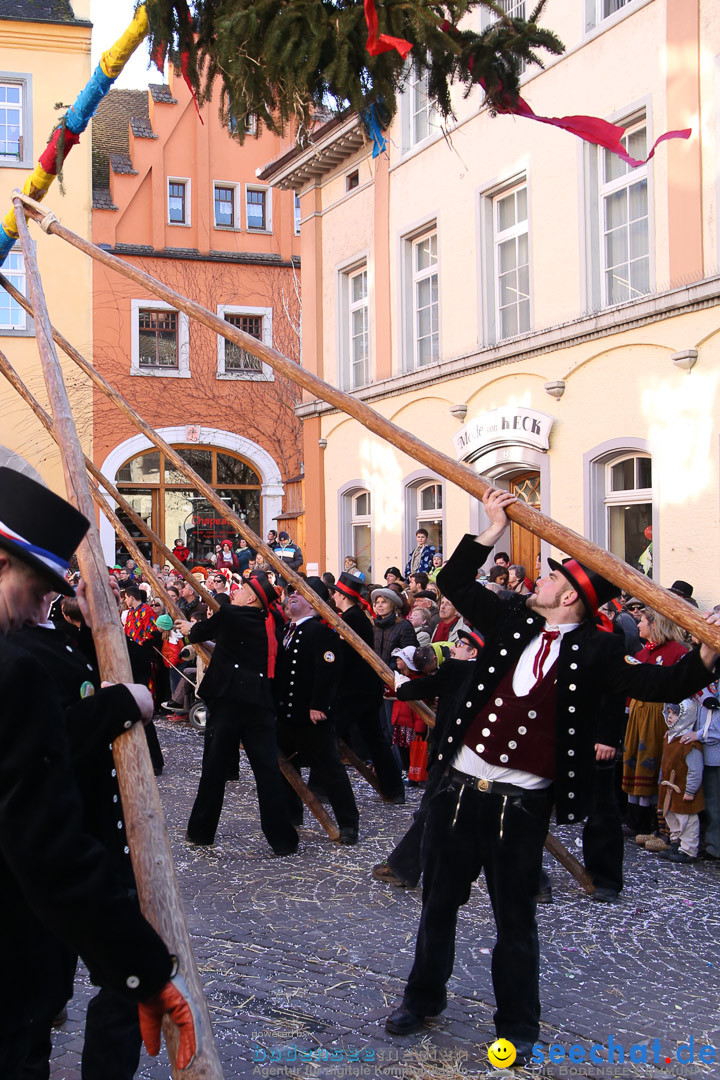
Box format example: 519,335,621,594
510,472,540,580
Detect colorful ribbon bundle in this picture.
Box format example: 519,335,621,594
0,4,152,267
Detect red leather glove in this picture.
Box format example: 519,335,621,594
138,972,199,1070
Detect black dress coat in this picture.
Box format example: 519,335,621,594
435,535,716,824
336,604,383,706
274,617,343,723
189,604,275,709
0,637,172,1029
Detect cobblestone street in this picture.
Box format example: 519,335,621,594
50,719,720,1080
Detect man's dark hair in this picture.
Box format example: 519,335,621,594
411,571,429,588
494,552,510,564
415,528,429,538
60,596,82,623
322,572,336,587
124,585,144,603
413,645,437,673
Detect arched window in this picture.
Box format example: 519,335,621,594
404,475,445,556
339,486,373,578
585,442,653,576
416,481,443,551
604,453,652,573
114,445,262,566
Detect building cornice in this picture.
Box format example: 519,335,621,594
257,113,366,190
0,21,91,52
103,244,300,269
296,275,720,418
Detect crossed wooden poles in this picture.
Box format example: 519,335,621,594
6,190,719,1076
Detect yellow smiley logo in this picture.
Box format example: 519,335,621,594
488,1038,517,1068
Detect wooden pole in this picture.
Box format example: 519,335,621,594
11,192,720,653
12,199,224,1080
0,259,436,729
0,347,344,837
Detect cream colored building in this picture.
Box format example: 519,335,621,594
263,0,718,602
0,0,93,487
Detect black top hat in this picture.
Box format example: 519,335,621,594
547,556,621,616
0,466,89,596
246,570,279,609
331,571,372,611
669,579,694,600
305,575,329,604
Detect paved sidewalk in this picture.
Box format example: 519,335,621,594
50,720,720,1079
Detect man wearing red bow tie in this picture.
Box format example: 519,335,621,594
386,488,720,1067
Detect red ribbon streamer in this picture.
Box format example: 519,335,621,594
493,91,690,166
151,2,204,125
364,0,412,58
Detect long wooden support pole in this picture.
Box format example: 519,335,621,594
0,349,341,837
12,192,719,654
12,200,224,1078
88,484,340,839
0,258,436,729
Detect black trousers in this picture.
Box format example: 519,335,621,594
277,719,359,831
582,758,624,893
402,775,552,1044
332,695,404,799
188,699,298,853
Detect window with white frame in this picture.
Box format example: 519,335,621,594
168,179,190,225
587,446,653,574
585,0,635,32
0,81,22,162
0,76,32,168
294,191,301,235
213,183,239,228
0,247,27,333
217,305,274,380
494,183,530,339
406,478,444,553
402,67,439,151
599,118,649,306
350,490,372,577
246,187,270,231
340,264,370,390
604,453,652,573
405,229,439,371
131,301,190,377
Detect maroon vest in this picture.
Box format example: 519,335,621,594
463,662,558,780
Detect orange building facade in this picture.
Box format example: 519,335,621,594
92,66,303,567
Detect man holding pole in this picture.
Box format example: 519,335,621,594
0,467,196,1076
386,488,720,1066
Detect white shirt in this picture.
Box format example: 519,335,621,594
451,621,580,789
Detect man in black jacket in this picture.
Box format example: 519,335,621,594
386,488,720,1065
180,572,298,855
330,572,405,804
275,579,359,843
0,467,195,1077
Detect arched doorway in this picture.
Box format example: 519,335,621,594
509,471,541,580
113,445,262,566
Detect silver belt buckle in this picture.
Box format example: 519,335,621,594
476,777,491,792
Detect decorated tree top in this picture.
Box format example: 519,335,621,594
144,0,564,142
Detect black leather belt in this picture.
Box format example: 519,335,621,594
445,765,547,798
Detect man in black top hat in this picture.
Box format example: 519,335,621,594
0,466,196,1076
274,578,359,843
329,572,405,804
385,488,720,1065
180,572,299,855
